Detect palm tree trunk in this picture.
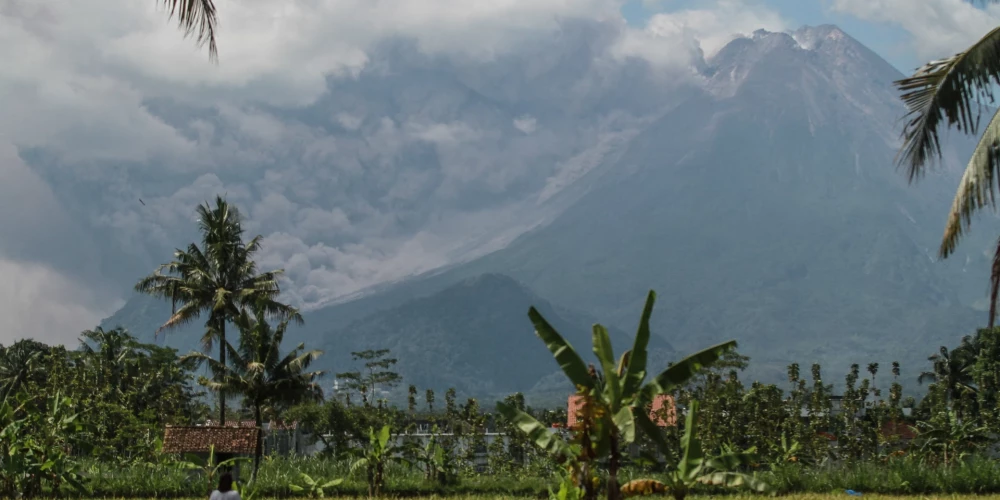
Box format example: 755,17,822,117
989,236,1000,329
218,318,227,426
253,403,263,481
607,432,622,500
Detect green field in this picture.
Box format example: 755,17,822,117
86,493,1000,500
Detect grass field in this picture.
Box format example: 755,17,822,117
78,456,1000,498
88,496,1000,500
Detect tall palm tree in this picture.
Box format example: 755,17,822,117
160,0,219,62
136,196,300,425
894,5,1000,326
184,305,324,479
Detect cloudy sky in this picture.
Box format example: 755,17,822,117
0,0,995,346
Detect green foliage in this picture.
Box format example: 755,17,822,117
287,472,344,498
624,400,770,500
175,444,251,495
499,290,736,500
914,410,989,466
184,304,324,478
0,391,88,498
348,425,413,497
336,349,403,409
134,195,299,425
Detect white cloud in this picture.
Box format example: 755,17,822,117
611,0,788,70
407,122,481,145
513,115,538,134
0,258,120,347
831,0,1000,60
99,0,624,104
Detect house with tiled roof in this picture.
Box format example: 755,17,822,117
163,425,258,479
173,419,310,456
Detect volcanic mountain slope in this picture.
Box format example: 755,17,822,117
316,273,674,402
105,274,674,402
302,26,995,383
431,26,995,381
103,24,997,391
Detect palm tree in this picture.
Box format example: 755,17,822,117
160,0,219,61
135,196,300,425
184,304,323,479
918,339,979,403
0,339,49,401
79,327,151,394
894,9,1000,326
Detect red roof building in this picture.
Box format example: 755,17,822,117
162,425,259,455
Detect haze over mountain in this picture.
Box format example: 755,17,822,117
100,22,998,395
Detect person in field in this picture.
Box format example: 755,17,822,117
209,472,240,500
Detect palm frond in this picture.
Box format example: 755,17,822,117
159,301,203,336
896,25,1000,255
159,0,219,62
895,25,1000,183
941,107,1000,256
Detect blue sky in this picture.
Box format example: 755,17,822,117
620,0,919,72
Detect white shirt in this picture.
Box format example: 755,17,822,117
210,490,241,500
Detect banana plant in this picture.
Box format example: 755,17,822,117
621,400,769,500
496,290,737,500
348,425,411,498
287,472,343,498
176,444,250,494
773,433,802,468
0,392,89,498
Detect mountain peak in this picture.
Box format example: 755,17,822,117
791,24,850,50
702,23,902,99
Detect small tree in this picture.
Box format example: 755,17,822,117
425,389,435,412
407,385,418,414
349,425,411,498
337,350,402,408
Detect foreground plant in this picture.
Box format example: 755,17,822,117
177,444,249,494
349,425,411,498
0,392,88,498
497,290,736,500
621,400,769,500
288,472,343,499
914,409,990,466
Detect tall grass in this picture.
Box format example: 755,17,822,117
762,456,1000,494
75,457,550,498
64,455,1000,498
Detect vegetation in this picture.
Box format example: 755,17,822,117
11,198,1000,499
182,305,325,479
135,196,299,426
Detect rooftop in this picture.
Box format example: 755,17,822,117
163,425,259,454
